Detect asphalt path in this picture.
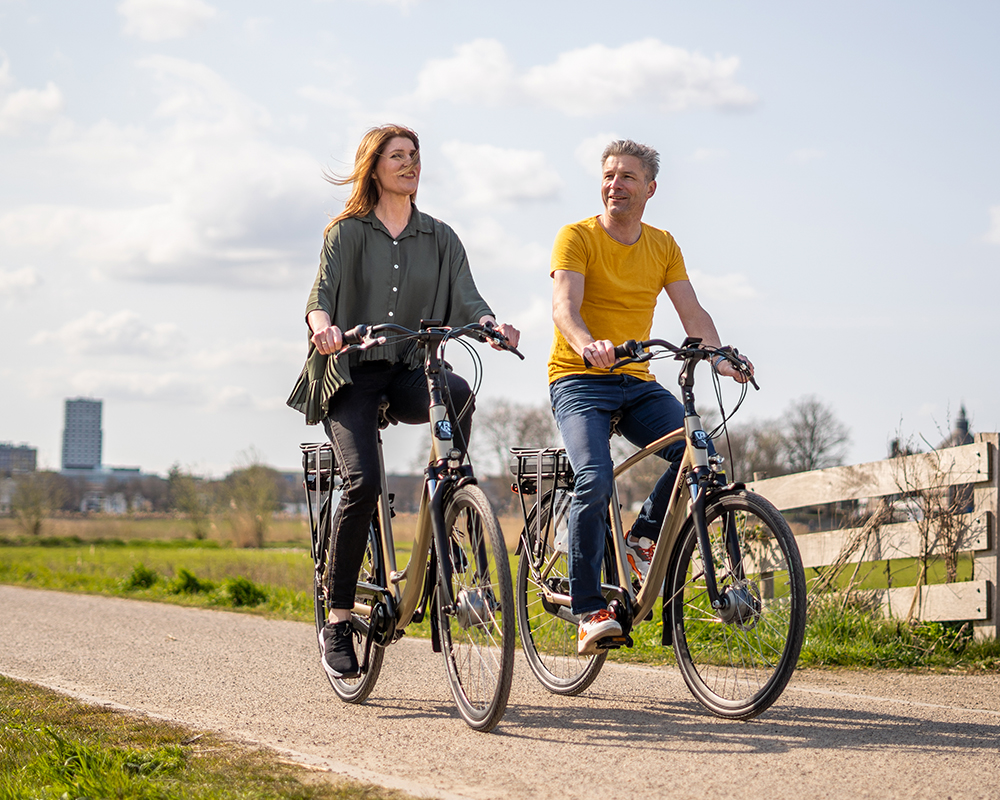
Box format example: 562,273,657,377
2,585,999,800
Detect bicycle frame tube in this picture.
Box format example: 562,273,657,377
356,329,461,630
610,428,695,622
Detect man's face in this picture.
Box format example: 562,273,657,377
601,154,655,221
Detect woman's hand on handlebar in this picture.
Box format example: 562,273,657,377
308,310,343,355
479,316,521,351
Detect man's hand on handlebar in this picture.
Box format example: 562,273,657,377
715,349,755,384
580,339,617,369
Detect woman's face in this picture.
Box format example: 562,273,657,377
374,136,420,199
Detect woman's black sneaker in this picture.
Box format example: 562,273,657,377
318,621,360,679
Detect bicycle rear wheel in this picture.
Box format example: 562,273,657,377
315,516,386,704
437,485,515,732
668,490,806,720
515,490,609,695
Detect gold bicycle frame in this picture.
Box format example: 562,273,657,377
531,410,712,625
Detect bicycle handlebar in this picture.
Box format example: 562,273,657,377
339,321,525,360
610,337,759,390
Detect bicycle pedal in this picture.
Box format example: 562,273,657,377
596,634,632,650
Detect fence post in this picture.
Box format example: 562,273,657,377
973,433,998,640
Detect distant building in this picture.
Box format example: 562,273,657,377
0,442,37,474
61,398,103,472
941,405,974,448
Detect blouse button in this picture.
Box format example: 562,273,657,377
393,241,398,245
392,287,398,292
394,264,399,269
388,311,394,317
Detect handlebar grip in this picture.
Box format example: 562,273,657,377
614,340,639,360
342,324,368,346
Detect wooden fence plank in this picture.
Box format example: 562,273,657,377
748,441,991,510
874,581,990,622
794,514,989,570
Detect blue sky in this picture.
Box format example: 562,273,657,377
1,0,998,477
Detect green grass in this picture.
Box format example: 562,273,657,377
1,530,998,672
0,676,408,800
800,598,1000,670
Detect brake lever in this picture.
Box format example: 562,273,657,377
475,322,525,360
609,352,652,372
721,346,760,391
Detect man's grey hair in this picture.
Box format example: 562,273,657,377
601,139,660,182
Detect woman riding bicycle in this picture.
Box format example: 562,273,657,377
287,124,520,681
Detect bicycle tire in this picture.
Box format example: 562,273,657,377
668,490,806,720
437,485,515,732
515,490,610,696
315,517,386,704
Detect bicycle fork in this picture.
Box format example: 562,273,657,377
687,471,751,625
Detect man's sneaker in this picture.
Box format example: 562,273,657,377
624,530,655,582
318,621,360,680
625,530,663,597
577,608,622,655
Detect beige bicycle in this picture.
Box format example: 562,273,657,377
511,337,806,719
302,320,522,732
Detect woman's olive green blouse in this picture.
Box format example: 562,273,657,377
287,206,493,424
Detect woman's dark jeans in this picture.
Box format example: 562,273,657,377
322,362,474,610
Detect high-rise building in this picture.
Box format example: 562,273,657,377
0,442,37,474
61,398,103,471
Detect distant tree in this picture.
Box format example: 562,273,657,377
225,449,281,548
713,396,850,479
473,399,560,476
10,471,63,536
718,420,789,481
782,395,851,472
168,464,213,539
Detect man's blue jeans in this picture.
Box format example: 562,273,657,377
550,373,713,616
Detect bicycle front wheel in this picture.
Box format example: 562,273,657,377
669,490,806,720
437,485,515,732
315,516,386,704
515,491,609,695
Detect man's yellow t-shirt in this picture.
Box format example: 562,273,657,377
548,216,689,384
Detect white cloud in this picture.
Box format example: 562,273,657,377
190,339,302,370
66,368,207,404
523,40,757,115
454,216,549,275
0,56,12,90
412,39,757,116
687,269,759,302
414,39,516,105
574,133,619,177
440,141,562,206
0,266,41,296
0,56,326,287
31,310,183,358
985,206,1000,245
0,81,63,135
118,0,217,42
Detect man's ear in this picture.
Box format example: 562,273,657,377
646,180,657,200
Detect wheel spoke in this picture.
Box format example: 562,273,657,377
671,492,805,719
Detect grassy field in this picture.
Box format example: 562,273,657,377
0,676,406,800
2,513,999,671
2,512,999,798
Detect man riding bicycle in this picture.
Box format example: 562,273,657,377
547,139,753,654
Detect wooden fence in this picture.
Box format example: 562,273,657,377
746,433,998,639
